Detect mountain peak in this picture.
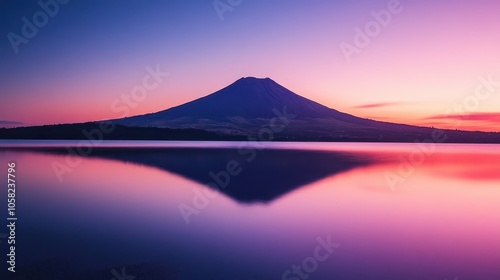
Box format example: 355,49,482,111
114,76,371,130
235,76,274,85
238,76,271,81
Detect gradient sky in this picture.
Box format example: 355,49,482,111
1,0,499,131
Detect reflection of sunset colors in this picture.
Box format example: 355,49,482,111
1,1,499,131
4,143,500,278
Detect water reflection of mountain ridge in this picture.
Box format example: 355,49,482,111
36,148,376,203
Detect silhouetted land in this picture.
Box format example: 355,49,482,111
1,122,500,143
0,123,243,141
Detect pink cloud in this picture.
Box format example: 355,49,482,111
424,113,500,123
352,102,403,109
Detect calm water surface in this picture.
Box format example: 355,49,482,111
0,141,499,280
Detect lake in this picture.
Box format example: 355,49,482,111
1,141,499,280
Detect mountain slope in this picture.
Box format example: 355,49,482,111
116,78,399,130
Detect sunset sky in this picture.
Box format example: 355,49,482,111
1,0,499,131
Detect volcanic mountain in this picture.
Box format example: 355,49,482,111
111,77,500,142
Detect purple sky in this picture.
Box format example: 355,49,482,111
1,0,499,131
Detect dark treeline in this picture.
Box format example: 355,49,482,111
0,123,244,141
1,122,500,143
